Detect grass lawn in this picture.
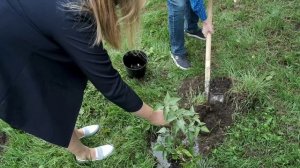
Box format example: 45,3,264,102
1,0,299,167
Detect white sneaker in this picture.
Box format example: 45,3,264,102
76,145,114,163
79,125,100,139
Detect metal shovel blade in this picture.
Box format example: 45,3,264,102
209,93,225,104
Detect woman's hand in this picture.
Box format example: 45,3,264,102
133,103,167,126
148,110,166,126
202,20,214,37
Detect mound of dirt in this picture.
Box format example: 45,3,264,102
178,77,233,155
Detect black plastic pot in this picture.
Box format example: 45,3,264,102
123,50,148,79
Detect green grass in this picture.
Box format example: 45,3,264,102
1,0,299,167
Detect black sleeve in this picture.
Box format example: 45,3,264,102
53,10,143,112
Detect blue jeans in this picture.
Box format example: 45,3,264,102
167,0,200,57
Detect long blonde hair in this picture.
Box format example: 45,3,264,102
65,0,145,49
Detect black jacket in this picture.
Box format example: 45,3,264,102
0,0,143,147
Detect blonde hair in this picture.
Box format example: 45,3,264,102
65,0,145,49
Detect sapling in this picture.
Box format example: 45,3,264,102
153,93,209,163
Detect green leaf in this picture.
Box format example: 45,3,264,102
164,105,170,118
200,126,210,133
188,132,194,143
170,105,179,114
190,106,196,113
164,92,171,105
175,109,183,116
157,127,168,134
176,119,186,133
169,97,181,105
195,117,206,125
194,127,201,138
176,149,183,156
156,135,163,143
181,148,193,158
154,104,164,111
153,144,165,151
174,125,180,135
199,122,206,126
183,110,195,116
166,136,174,146
188,125,195,132
167,114,177,122
193,116,201,123
163,152,168,161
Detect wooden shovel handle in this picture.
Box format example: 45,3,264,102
204,0,213,97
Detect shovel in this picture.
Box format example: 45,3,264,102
204,0,224,104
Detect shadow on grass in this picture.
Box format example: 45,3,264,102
0,132,8,154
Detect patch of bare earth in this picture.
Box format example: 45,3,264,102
178,76,236,155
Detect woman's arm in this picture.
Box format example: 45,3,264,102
53,10,159,117
52,9,166,126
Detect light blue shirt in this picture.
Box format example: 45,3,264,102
190,0,207,21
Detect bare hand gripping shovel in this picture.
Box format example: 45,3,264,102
204,0,224,104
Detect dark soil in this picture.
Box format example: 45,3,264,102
0,132,7,153
178,77,234,155
209,77,232,95
147,129,158,145
169,159,181,168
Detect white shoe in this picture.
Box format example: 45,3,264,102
76,145,114,163
79,125,100,139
